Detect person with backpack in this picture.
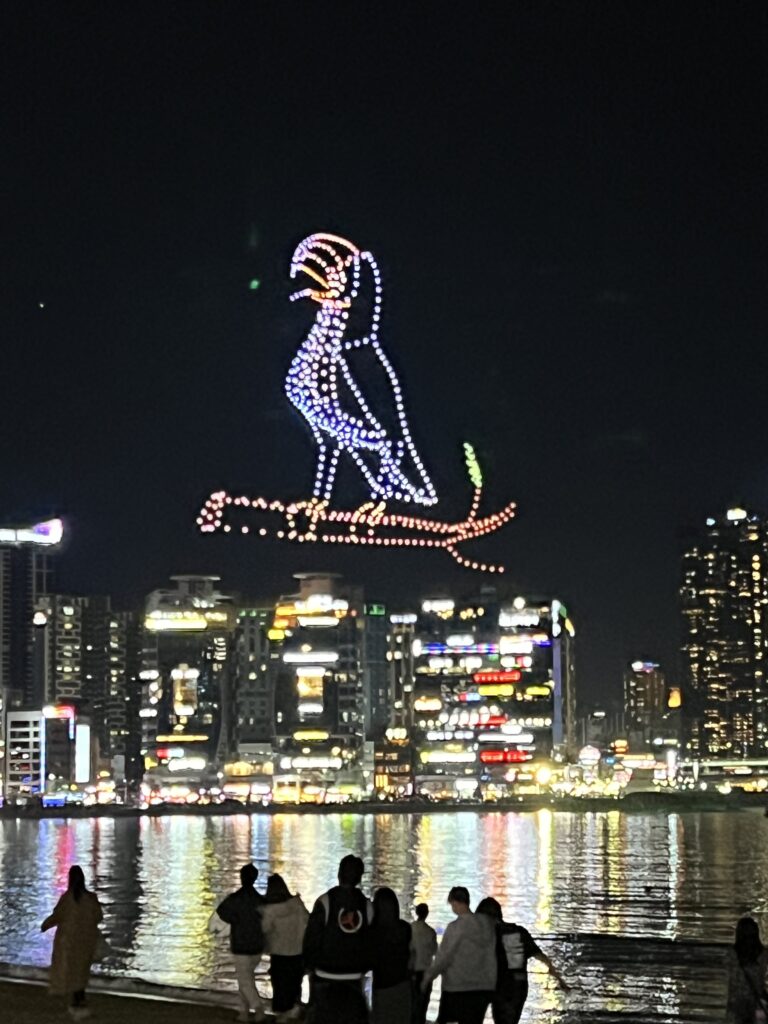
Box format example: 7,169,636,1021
476,897,569,1024
303,854,373,1024
726,916,768,1023
261,873,310,1023
216,863,267,1023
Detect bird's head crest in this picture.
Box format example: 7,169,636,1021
289,233,361,306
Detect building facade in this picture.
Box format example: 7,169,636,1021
624,661,667,746
681,507,768,757
396,591,575,799
233,607,274,750
0,518,61,711
139,575,237,781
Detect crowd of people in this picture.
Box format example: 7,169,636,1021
205,854,569,1024
40,859,768,1023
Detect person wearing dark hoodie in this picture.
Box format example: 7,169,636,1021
261,873,310,1023
216,863,267,1023
371,887,412,1024
303,854,373,1024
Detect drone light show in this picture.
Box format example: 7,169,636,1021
197,232,516,572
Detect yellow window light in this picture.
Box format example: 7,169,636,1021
293,729,329,742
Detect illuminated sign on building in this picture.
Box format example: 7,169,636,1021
144,609,232,631
74,724,91,784
0,518,63,547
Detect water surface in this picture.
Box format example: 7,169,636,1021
2,809,767,1020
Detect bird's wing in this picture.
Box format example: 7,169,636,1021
335,349,392,440
340,338,437,504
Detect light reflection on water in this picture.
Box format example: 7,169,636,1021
1,809,767,1021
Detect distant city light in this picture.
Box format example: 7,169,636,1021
0,518,63,547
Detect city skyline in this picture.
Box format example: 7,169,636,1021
3,5,767,700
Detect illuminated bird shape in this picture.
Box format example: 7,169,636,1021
285,233,437,507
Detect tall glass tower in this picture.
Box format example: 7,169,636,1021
680,507,768,757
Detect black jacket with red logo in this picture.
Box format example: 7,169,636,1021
303,885,373,978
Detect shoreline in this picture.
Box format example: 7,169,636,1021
0,967,273,1023
2,790,766,820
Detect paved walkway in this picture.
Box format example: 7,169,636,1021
1,980,276,1024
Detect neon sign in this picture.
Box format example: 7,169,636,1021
480,749,531,764
198,233,516,572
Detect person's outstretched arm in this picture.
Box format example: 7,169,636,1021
41,896,65,932
524,928,569,992
532,950,570,992
423,922,460,988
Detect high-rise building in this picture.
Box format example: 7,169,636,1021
624,661,667,745
263,573,386,801
398,590,575,799
387,614,416,730
681,506,768,757
269,573,387,742
34,595,87,704
99,610,143,783
139,575,237,775
233,607,274,750
30,595,142,783
0,518,62,711
360,602,390,739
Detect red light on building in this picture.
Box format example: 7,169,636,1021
485,715,508,727
155,747,170,760
480,749,530,764
472,670,521,684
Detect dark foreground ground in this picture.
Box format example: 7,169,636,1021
1,980,276,1023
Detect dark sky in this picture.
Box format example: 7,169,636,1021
2,3,767,703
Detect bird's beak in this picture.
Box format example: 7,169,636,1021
289,261,330,303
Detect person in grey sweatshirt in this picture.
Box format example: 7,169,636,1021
421,886,497,1024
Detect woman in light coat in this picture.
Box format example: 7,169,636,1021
41,865,103,1020
261,873,309,1022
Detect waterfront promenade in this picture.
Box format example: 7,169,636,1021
1,979,269,1024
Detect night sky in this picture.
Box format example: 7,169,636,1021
2,3,767,703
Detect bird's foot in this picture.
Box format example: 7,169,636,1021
350,501,387,536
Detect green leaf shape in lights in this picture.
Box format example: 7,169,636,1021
463,442,483,489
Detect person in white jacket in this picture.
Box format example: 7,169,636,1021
422,886,497,1024
261,874,310,1022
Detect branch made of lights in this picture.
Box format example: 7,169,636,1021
197,232,517,573
198,444,515,573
